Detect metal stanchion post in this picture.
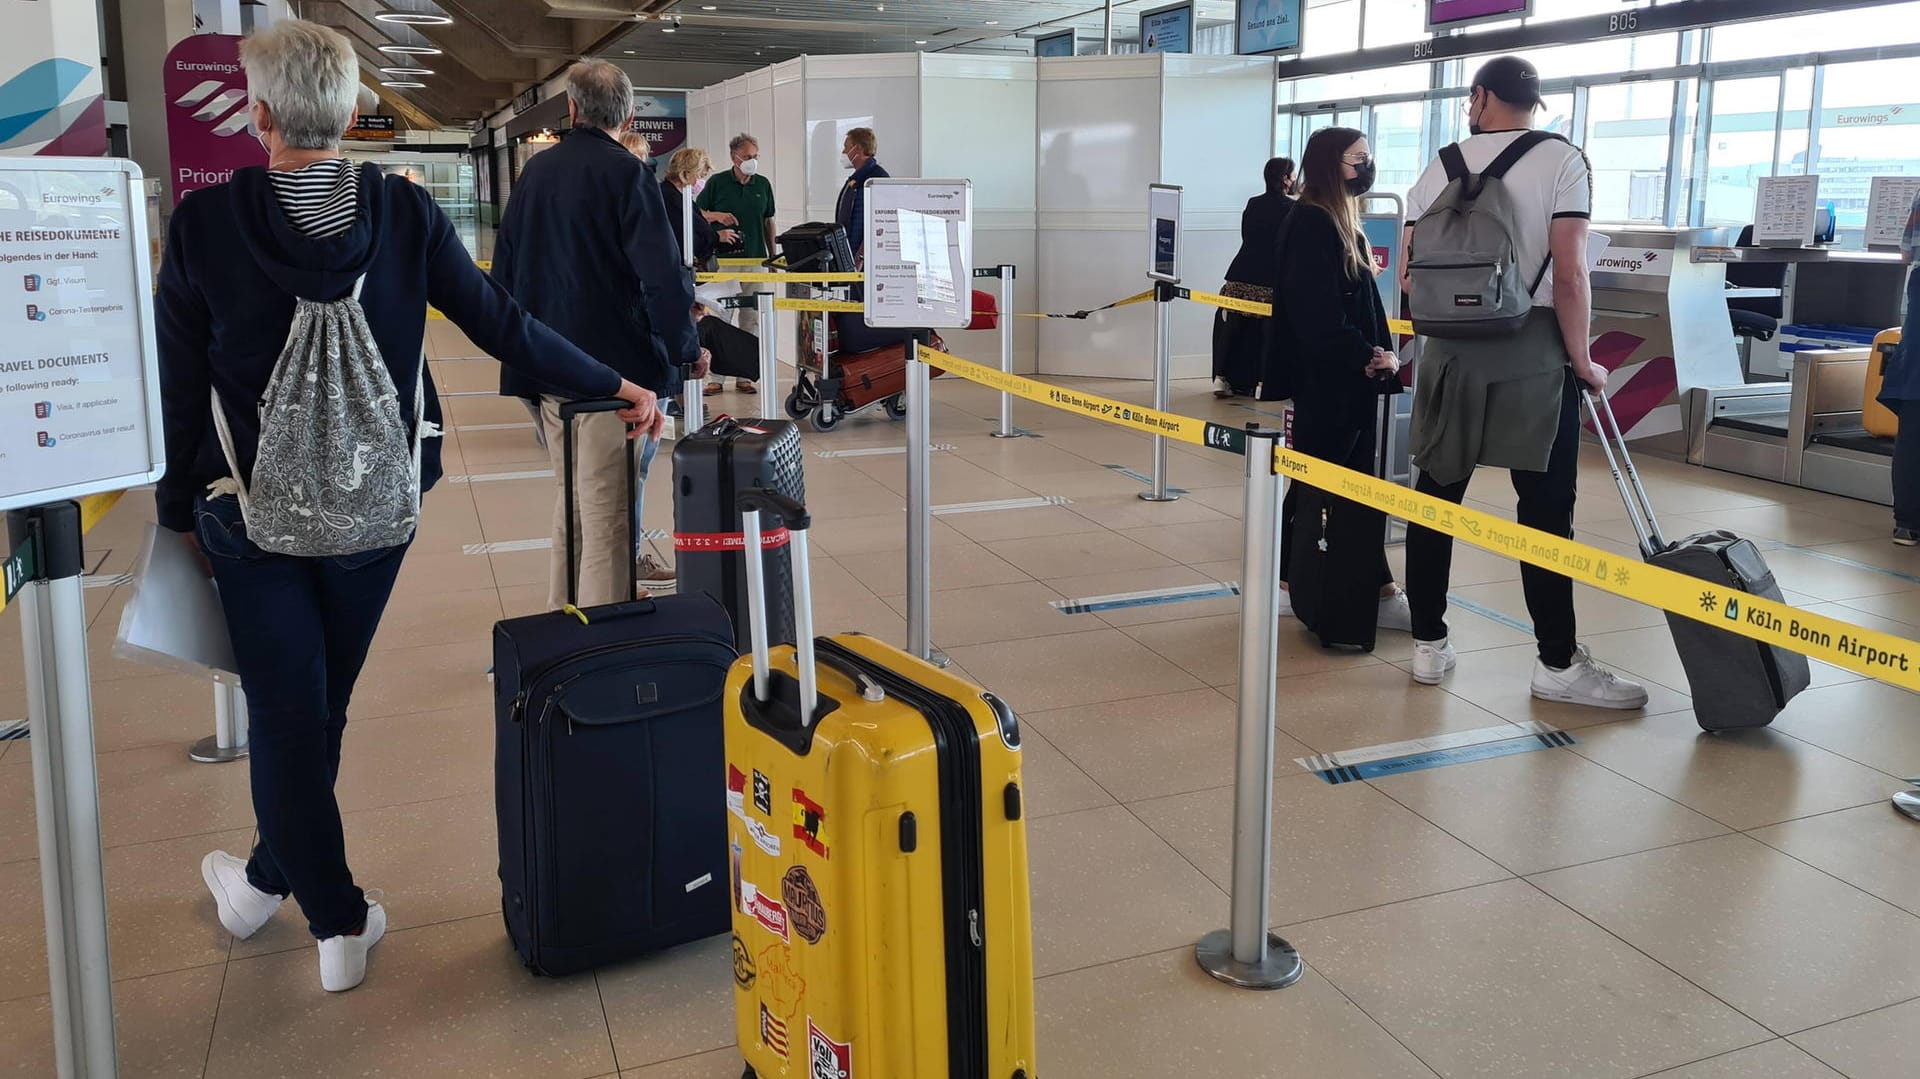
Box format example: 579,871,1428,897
991,265,1022,440
1195,428,1304,990
190,676,248,764
8,502,120,1075
680,187,695,269
1140,281,1179,502
903,344,948,668
756,290,779,422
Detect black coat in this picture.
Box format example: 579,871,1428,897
493,126,699,399
1265,203,1399,431
1224,191,1294,288
661,177,715,265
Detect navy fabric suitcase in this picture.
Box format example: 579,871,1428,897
493,399,736,976
671,416,806,649
1288,484,1384,652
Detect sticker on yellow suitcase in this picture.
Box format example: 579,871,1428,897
808,1019,852,1079
792,788,830,859
782,866,826,944
760,1003,789,1058
741,878,791,941
732,933,756,989
728,767,783,856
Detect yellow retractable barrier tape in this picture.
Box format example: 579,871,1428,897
695,271,865,284
775,298,865,313
1014,289,1157,319
715,257,764,267
921,343,1920,693
1178,287,1415,336
923,348,1217,448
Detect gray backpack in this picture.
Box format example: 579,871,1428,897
211,276,439,557
1407,130,1562,339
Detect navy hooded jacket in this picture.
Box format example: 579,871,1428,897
493,126,701,401
154,162,622,534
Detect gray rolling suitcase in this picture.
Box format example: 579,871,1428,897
1585,391,1810,731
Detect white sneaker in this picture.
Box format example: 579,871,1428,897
1377,588,1412,632
318,898,387,993
1411,638,1457,685
1277,587,1294,620
1531,646,1649,710
201,850,283,940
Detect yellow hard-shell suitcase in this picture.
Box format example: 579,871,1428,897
723,490,1037,1079
1865,327,1901,439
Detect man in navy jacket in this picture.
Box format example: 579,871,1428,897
835,126,888,264
494,60,706,606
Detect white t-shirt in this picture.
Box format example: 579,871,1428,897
1405,129,1592,307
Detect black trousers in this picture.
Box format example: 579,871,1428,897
1280,400,1394,590
1405,369,1581,669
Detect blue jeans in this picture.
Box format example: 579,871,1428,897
1897,400,1920,531
194,495,409,939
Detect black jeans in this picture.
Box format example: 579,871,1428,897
1405,369,1580,669
1897,399,1920,531
1280,401,1394,589
194,495,409,939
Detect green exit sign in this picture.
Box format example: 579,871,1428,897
2,534,38,614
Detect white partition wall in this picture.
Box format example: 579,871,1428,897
1037,52,1276,380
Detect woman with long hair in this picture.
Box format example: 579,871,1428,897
1270,126,1410,638
1214,156,1294,399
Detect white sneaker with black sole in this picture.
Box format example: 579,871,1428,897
318,897,387,993
201,850,284,940
1411,638,1457,685
1530,646,1649,710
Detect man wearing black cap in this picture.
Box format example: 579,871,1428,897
1397,55,1649,711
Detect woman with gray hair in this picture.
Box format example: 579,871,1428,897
155,19,660,992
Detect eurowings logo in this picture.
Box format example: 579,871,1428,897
172,76,251,138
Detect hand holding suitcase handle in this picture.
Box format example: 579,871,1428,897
738,487,819,725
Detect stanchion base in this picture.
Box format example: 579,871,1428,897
1195,930,1305,990
1895,790,1920,822
929,649,953,669
1138,492,1182,503
989,430,1027,440
189,736,249,764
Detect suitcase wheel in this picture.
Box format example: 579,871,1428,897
741,1068,757,1079
884,393,907,420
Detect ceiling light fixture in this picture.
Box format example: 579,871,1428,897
380,80,428,88
377,44,443,55
985,20,998,26
701,3,717,8
624,49,636,54
373,13,453,26
914,39,927,45
380,66,434,75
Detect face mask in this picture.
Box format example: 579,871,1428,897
1345,162,1376,197
739,158,759,177
692,178,706,196
1467,95,1484,136
839,153,854,169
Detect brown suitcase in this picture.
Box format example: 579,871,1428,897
835,337,947,412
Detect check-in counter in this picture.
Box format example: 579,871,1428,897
1585,226,1747,458
1687,347,1892,506
1688,244,1907,379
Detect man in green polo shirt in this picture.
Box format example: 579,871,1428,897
698,133,776,393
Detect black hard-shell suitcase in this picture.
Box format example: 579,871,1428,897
1288,484,1385,651
671,416,806,648
1585,391,1810,731
493,399,736,976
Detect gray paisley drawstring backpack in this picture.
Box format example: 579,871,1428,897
209,276,441,556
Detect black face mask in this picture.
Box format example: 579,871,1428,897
1345,162,1376,197
1468,94,1483,136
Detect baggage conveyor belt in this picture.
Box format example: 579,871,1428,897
1687,348,1895,506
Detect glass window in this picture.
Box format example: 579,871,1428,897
1710,2,1920,62
1584,80,1677,223
1302,0,1360,58
1367,100,1425,200
1285,64,1428,104
1810,56,1920,246
1698,76,1782,230
1778,68,1813,179
1507,33,1677,81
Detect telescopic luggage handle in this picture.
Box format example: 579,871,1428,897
738,487,818,726
1579,388,1668,557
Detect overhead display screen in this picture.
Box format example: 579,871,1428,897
1139,2,1193,54
1426,0,1533,32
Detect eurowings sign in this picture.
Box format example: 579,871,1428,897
163,34,266,203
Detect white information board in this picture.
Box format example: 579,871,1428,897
1866,176,1920,249
0,157,164,513
1753,174,1821,248
1148,183,1183,284
864,178,973,329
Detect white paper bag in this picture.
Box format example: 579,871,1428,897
113,524,238,679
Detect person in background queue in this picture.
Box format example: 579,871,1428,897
835,126,888,266
156,20,657,993
618,130,651,165
697,132,776,395
1268,130,1409,629
1399,55,1648,709
1215,155,1294,399
493,59,707,603
1881,188,1920,548
662,147,738,269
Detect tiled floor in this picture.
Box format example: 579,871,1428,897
4,320,1920,1077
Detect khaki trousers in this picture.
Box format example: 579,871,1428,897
540,396,632,610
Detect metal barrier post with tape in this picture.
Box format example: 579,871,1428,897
978,265,1023,440
190,677,249,764
6,502,119,1075
756,291,779,421
904,342,949,667
1142,280,1181,503
1195,426,1306,990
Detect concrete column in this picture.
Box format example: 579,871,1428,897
118,0,197,203
0,0,107,156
